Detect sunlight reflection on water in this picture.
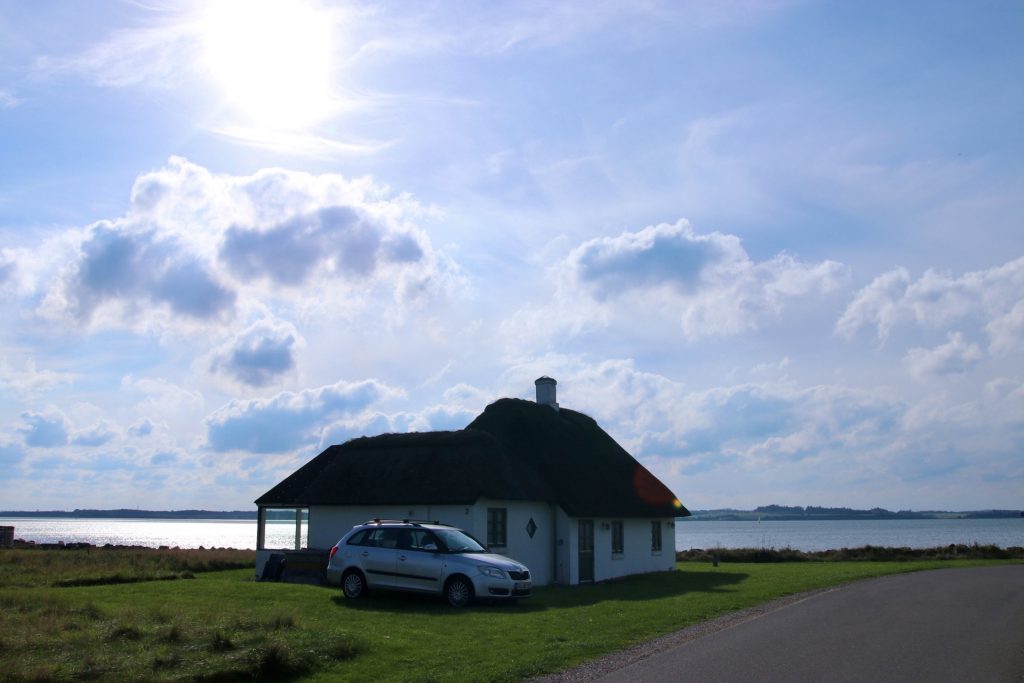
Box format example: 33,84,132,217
3,516,1022,551
0,518,303,550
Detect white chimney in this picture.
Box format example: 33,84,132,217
534,376,558,410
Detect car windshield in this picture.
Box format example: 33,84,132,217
433,528,487,554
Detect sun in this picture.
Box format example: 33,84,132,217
198,0,336,130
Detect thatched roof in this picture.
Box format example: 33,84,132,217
256,398,688,518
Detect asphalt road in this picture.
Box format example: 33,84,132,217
596,565,1024,682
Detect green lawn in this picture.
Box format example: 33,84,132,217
1,550,1016,682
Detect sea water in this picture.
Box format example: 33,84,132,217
2,516,1022,551
0,517,303,550
675,518,1024,552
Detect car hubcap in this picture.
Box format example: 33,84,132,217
449,581,469,605
344,575,362,596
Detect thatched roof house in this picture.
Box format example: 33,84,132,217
255,378,688,585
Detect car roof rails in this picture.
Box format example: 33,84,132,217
365,518,448,527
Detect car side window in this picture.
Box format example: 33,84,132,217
366,528,400,549
399,529,440,551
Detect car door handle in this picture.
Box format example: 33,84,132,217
361,551,369,557
399,555,407,562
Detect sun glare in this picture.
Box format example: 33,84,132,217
199,0,336,129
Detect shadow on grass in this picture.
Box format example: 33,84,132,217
329,569,748,614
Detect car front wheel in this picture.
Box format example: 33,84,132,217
445,576,474,608
342,570,366,599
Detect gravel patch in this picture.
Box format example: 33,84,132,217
530,584,849,682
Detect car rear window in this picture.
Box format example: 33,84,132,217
346,529,370,545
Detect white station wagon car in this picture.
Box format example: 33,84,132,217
326,519,532,607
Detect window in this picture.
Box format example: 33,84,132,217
487,508,507,547
369,528,401,548
651,520,662,553
399,529,439,551
346,529,370,546
611,521,624,555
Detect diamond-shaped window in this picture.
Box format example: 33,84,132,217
525,518,537,538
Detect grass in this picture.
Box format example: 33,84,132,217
0,546,1019,682
0,545,255,589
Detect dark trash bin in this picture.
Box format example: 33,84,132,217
261,553,286,581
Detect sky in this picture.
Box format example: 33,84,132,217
0,1,1022,512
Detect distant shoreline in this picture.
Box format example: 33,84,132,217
681,506,1024,522
0,509,264,520
1,507,1020,522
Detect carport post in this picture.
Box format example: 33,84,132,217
256,506,266,550
294,508,302,550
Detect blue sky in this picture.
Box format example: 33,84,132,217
1,0,1022,511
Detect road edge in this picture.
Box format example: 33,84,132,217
530,582,849,682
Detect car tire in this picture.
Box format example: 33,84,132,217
445,576,474,608
342,570,366,599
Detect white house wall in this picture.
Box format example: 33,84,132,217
471,498,556,587
592,518,675,582
561,515,676,585
272,504,676,587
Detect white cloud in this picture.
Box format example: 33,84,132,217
834,267,912,341
211,125,394,159
120,376,205,418
208,317,303,387
397,404,479,433
70,421,119,447
35,157,453,334
205,378,401,453
18,409,70,448
905,332,984,380
318,412,396,449
351,1,793,61
837,257,1024,341
220,205,427,286
0,359,75,398
128,419,155,438
986,299,1024,355
0,248,33,297
539,220,847,339
58,221,236,324
0,255,13,288
34,20,195,88
498,356,1024,509
440,383,493,411
313,382,491,445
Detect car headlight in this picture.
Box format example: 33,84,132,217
478,565,505,579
